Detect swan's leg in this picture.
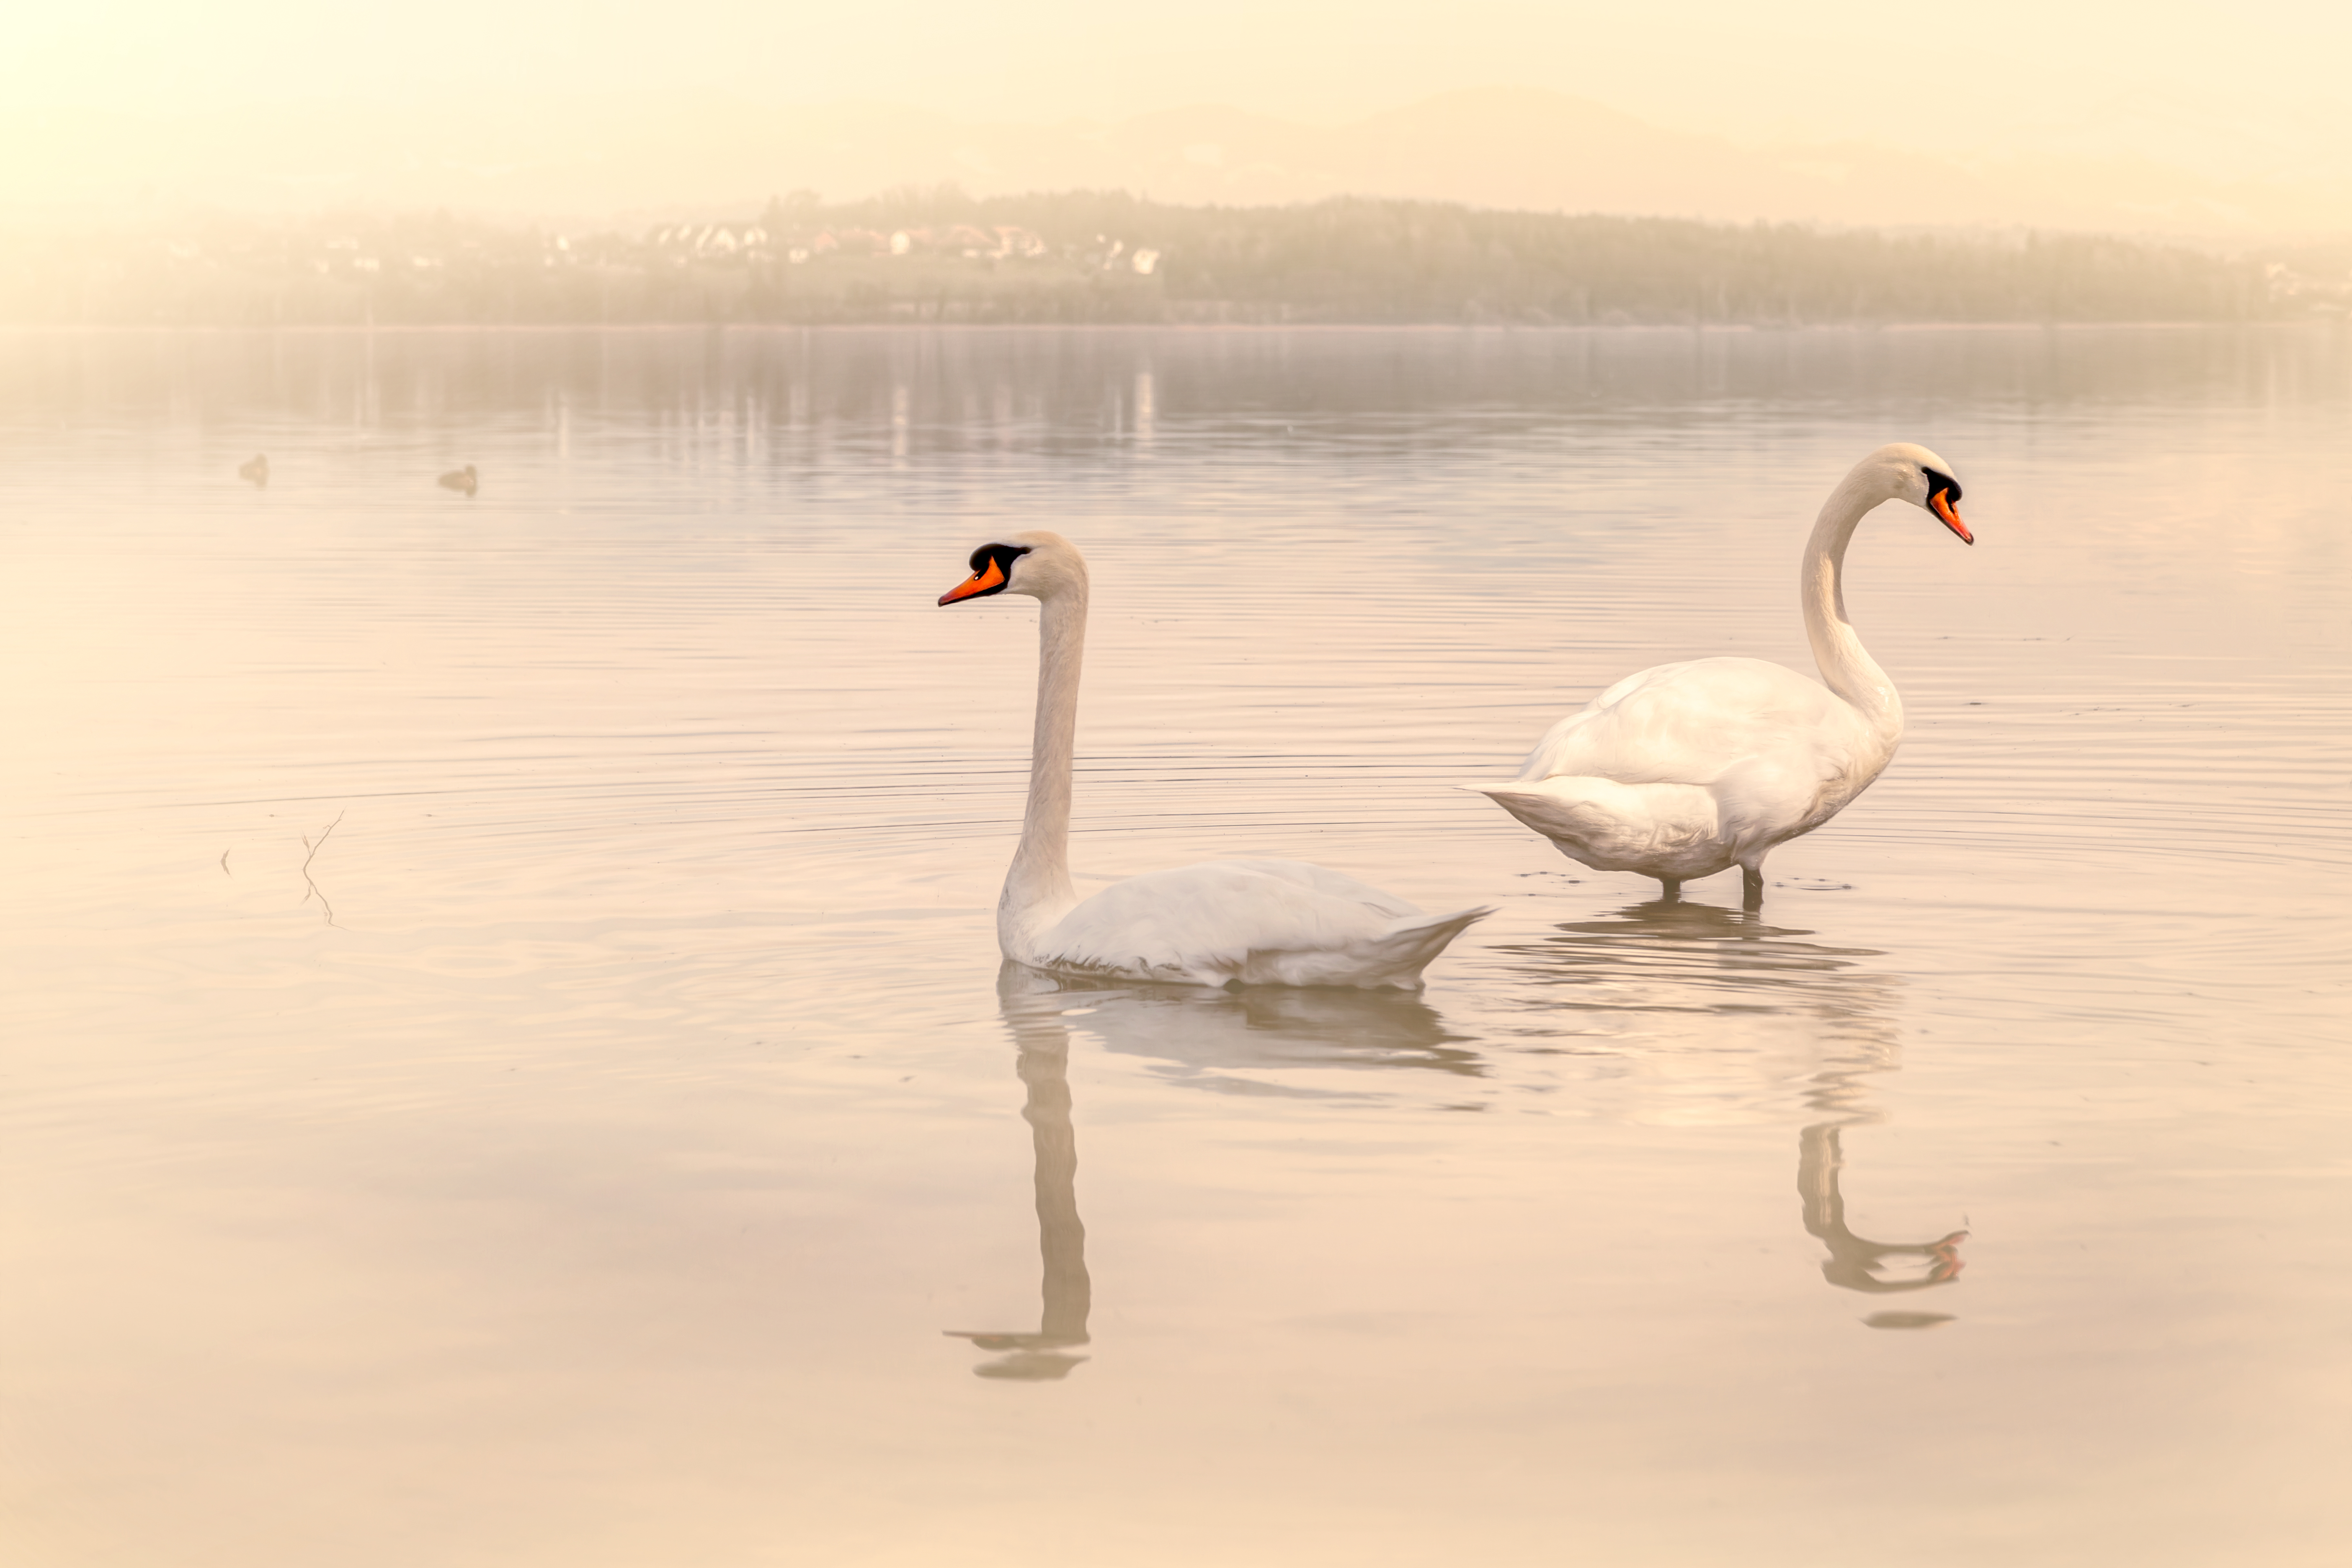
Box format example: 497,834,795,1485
1742,865,1765,910
1659,877,1681,902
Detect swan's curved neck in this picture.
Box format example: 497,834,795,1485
1003,584,1087,947
1800,471,1902,738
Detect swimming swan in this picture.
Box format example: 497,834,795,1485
940,531,1491,987
1468,443,1974,906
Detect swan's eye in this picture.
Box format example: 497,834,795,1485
965,542,1034,575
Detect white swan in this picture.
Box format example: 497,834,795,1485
1467,443,1974,906
940,531,1491,988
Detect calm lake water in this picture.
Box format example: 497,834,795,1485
2,325,2347,1567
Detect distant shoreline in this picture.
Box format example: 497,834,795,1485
7,193,2344,329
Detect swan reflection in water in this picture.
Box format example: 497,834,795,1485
947,965,1486,1379
1801,1118,1967,1308
1027,968,1480,1094
1499,893,1968,1318
949,903,1965,1377
944,974,1096,1380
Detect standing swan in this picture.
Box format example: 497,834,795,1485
1468,444,1974,907
941,532,1491,987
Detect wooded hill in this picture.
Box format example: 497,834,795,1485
5,189,2340,327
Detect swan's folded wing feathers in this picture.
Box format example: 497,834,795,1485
1216,858,1425,920
1034,860,1480,987
1522,657,1843,785
1050,861,1405,955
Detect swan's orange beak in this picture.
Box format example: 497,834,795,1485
1931,490,1973,545
939,557,1006,605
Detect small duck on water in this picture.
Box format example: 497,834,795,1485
437,464,478,497
238,454,269,487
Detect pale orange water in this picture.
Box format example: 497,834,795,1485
2,326,2347,1566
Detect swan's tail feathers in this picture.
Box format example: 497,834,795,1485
1364,903,1495,983
1462,779,1617,845
1465,776,1722,869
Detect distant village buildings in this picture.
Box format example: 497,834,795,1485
8,196,2336,328
634,219,1069,266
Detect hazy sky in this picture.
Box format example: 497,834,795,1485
13,0,2347,152
7,1,2347,226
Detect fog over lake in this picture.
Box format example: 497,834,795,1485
1,324,2346,1566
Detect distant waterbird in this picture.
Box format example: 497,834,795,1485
1467,443,1975,907
437,464,478,496
238,453,269,487
940,531,1491,987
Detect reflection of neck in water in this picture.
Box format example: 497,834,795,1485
1502,894,1967,1304
1798,1123,1967,1295
1790,938,1968,1303
949,966,1482,1378
946,982,1093,1381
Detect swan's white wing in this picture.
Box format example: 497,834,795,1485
1206,858,1426,919
1519,657,1851,786
1029,859,1488,989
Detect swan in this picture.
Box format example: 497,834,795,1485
237,453,269,487
437,464,478,496
1467,443,1974,907
939,531,1491,988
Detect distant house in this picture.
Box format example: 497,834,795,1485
993,226,1046,260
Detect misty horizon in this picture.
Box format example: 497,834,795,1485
8,85,2351,245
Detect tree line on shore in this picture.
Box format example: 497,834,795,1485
4,188,2343,327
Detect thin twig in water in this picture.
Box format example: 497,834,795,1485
300,811,346,927
220,848,232,875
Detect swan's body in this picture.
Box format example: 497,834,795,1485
238,453,268,487
438,464,478,496
941,532,1490,988
1013,856,1488,989
1470,444,1974,904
